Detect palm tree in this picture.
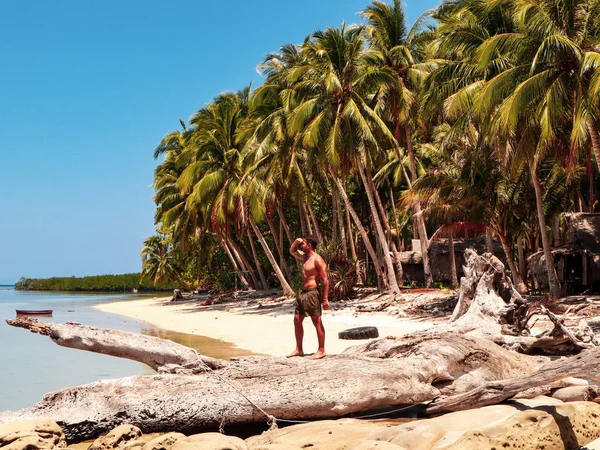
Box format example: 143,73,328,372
177,88,294,296
140,235,193,290
362,0,436,287
289,23,402,294
404,122,532,293
471,0,600,296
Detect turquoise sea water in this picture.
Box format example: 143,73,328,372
0,286,159,412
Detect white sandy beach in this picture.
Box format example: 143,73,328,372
96,295,438,356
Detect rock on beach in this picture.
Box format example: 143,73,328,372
3,397,600,450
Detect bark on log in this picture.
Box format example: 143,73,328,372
0,331,537,442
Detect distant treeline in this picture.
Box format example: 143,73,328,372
14,273,179,292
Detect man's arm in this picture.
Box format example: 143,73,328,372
316,257,330,309
290,237,304,260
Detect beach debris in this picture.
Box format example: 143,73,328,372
338,326,379,340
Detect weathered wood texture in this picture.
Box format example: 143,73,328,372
5,317,226,371
427,345,600,415
0,333,536,442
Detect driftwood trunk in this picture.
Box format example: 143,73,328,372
3,249,599,443
0,326,537,442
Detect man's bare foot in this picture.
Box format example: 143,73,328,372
308,350,326,360
286,350,304,358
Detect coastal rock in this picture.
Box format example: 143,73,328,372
88,425,142,450
121,441,145,450
374,398,600,449
0,419,66,450
247,398,600,450
346,441,407,450
247,445,304,450
245,419,392,449
171,433,248,450
141,433,186,450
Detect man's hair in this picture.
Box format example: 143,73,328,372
304,235,318,250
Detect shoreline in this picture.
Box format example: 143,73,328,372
95,292,441,357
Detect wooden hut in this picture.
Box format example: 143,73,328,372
528,213,600,294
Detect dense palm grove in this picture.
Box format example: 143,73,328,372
142,0,600,299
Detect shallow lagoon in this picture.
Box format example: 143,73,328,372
0,286,252,412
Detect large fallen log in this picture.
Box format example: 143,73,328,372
3,249,597,443
0,333,537,442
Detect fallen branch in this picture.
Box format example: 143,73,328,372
5,318,226,371
541,306,596,350
426,345,600,415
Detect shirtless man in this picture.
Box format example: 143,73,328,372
287,235,329,359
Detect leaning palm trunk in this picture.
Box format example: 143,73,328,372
518,235,527,282
306,201,324,246
497,232,528,295
246,228,269,290
221,238,250,289
276,204,294,247
588,118,600,174
530,166,563,298
332,187,339,246
395,127,433,287
266,213,291,281
331,169,386,289
277,203,302,271
389,186,403,251
486,228,495,253
405,127,421,242
357,159,400,294
299,201,312,235
370,172,403,283
414,203,433,287
343,187,362,285
336,189,348,257
552,215,561,247
449,227,458,287
249,216,295,298
228,238,258,289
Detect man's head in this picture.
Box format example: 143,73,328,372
302,235,318,252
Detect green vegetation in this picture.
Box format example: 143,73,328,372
144,0,600,299
14,274,179,292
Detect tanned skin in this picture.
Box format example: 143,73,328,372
287,237,329,359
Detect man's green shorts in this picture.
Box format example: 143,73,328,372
295,288,322,317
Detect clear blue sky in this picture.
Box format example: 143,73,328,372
0,0,440,284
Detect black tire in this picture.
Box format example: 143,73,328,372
338,326,379,340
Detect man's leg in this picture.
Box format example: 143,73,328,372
308,315,326,359
287,314,305,357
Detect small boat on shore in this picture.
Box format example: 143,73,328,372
16,309,53,316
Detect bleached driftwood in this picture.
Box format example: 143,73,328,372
426,345,600,415
0,330,537,442
6,317,226,371
3,249,598,443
